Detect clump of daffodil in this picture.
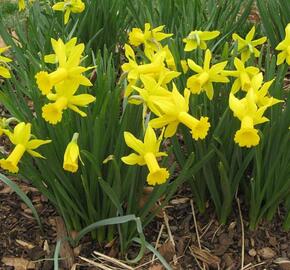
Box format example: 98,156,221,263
63,133,80,173
0,46,12,78
150,85,210,139
222,57,260,93
121,125,169,186
247,73,283,107
232,26,267,63
44,37,77,64
186,49,229,100
122,44,179,96
52,0,85,25
0,122,51,173
128,23,173,56
42,80,95,124
183,30,220,51
35,38,92,96
276,23,290,65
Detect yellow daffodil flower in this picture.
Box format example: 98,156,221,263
0,122,51,173
52,0,85,25
276,23,290,65
186,49,229,100
183,30,220,51
18,0,35,11
232,26,267,63
121,125,169,186
42,80,95,124
35,38,92,95
63,133,80,173
0,47,12,78
130,75,172,115
128,23,173,56
44,37,78,64
18,0,25,10
122,44,179,97
247,73,283,107
222,57,260,93
229,93,269,148
121,44,139,96
150,85,210,139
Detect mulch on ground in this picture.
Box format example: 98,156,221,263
1,181,290,270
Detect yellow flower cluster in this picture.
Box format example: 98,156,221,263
35,38,95,125
121,24,214,185
0,38,94,174
0,22,286,183
120,23,283,186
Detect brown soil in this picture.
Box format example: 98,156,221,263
1,182,290,270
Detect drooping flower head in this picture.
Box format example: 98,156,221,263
276,23,290,65
18,0,25,10
232,26,267,63
0,122,51,173
121,125,169,186
183,30,220,51
52,0,85,24
186,49,229,99
63,133,80,173
150,85,210,139
0,46,12,79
